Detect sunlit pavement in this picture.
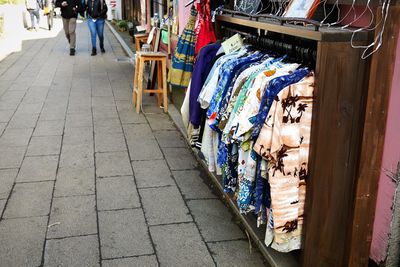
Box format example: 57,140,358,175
0,20,267,266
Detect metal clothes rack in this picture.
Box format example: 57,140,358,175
221,26,317,66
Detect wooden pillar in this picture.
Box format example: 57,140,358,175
348,6,400,266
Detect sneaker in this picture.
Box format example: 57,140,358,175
91,48,97,56
100,47,105,53
70,48,75,56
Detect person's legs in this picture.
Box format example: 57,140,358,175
68,18,77,55
29,10,35,29
96,19,105,53
87,18,97,55
68,18,76,49
62,18,70,43
33,9,40,26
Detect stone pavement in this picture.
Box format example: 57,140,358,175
0,18,266,267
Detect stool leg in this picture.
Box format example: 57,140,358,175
157,61,162,106
136,58,144,113
132,56,139,107
162,58,168,113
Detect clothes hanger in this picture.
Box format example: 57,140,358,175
320,0,339,26
341,0,373,30
328,0,357,27
352,0,391,59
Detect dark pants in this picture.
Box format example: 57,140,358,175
28,9,40,28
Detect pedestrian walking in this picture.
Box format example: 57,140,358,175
25,0,42,30
55,0,80,55
82,0,108,56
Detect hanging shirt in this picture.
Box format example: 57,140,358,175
253,73,315,252
198,50,246,109
189,42,221,127
207,51,264,129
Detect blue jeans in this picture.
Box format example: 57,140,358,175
87,17,104,49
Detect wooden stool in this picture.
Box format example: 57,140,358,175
134,33,149,52
132,52,168,113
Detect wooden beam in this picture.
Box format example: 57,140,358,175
348,6,400,266
216,14,369,42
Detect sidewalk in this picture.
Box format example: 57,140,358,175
0,18,267,266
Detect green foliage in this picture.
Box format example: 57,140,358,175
117,20,127,29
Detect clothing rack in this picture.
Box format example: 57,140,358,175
221,26,317,66
214,9,372,267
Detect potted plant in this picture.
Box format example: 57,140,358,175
117,20,127,32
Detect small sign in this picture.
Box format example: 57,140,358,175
222,34,244,54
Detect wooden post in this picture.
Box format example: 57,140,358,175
348,6,400,266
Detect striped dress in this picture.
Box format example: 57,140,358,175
168,6,198,88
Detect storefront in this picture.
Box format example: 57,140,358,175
131,1,400,266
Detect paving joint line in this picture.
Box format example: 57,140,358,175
97,207,142,212
102,253,156,261
46,233,98,241
90,79,103,267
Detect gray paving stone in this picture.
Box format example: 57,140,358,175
146,114,176,130
47,195,97,238
103,255,158,267
95,132,127,152
132,159,175,188
96,151,133,177
187,199,245,242
154,130,187,148
0,199,5,214
7,82,29,91
0,91,25,103
59,140,94,168
92,96,115,107
97,176,140,210
0,216,48,267
173,170,217,200
7,113,39,128
17,155,59,182
94,118,123,134
93,106,119,120
139,186,192,225
44,235,100,267
39,107,66,121
113,89,132,101
0,109,14,122
0,168,18,199
0,122,5,135
65,113,93,128
208,240,266,267
33,120,64,136
63,126,93,144
163,148,198,170
0,101,18,111
115,100,132,112
150,223,214,267
0,128,33,147
15,102,43,114
26,136,62,156
3,181,53,218
128,137,163,161
123,123,153,139
0,146,26,168
54,167,95,197
119,110,147,124
99,209,153,259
